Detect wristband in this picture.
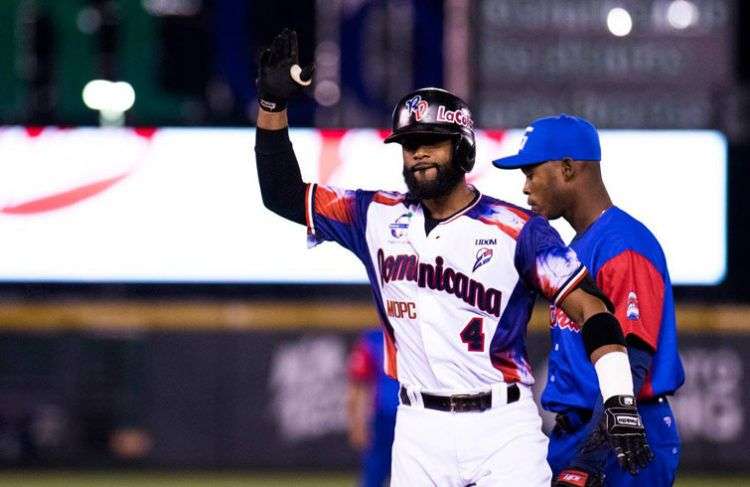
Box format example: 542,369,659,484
594,351,634,402
581,312,625,357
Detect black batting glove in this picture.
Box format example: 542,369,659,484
552,468,604,487
256,28,314,112
603,395,654,475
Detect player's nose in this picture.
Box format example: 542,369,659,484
411,145,431,159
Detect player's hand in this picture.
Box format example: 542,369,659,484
256,28,314,112
603,395,654,474
552,468,604,487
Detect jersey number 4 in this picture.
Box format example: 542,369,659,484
460,317,485,352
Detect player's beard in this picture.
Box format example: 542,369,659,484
403,158,464,200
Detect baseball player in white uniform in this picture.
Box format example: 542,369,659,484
253,30,650,487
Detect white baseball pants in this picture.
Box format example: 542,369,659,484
390,385,552,486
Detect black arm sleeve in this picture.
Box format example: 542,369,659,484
254,127,307,225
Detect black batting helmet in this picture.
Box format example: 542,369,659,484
384,87,476,172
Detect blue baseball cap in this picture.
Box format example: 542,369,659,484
492,114,601,169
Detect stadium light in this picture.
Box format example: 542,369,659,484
667,0,699,30
606,8,633,37
82,79,136,126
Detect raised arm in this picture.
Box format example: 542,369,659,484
255,110,306,224
254,29,313,225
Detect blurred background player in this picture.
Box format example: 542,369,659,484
347,328,399,487
494,114,684,486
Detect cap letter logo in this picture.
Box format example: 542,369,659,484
519,126,534,150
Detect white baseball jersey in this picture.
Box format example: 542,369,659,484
305,184,586,393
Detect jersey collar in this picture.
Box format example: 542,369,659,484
419,187,482,226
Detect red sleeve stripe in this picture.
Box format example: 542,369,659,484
373,192,405,206
314,186,355,223
553,265,588,306
305,183,316,234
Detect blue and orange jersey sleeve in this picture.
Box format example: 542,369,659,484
348,337,377,383
305,183,371,258
515,216,588,305
595,250,664,351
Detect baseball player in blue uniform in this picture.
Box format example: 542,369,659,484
493,114,685,486
347,328,400,487
253,29,652,486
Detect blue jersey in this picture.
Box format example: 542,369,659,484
349,329,400,415
542,207,685,412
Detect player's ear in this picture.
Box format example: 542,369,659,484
560,157,576,181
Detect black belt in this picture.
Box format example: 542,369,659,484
399,383,520,413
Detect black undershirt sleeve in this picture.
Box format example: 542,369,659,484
254,126,307,225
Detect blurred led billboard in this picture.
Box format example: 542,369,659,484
0,127,726,284
472,0,734,129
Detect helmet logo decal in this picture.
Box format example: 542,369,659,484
405,95,429,121
437,105,474,129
